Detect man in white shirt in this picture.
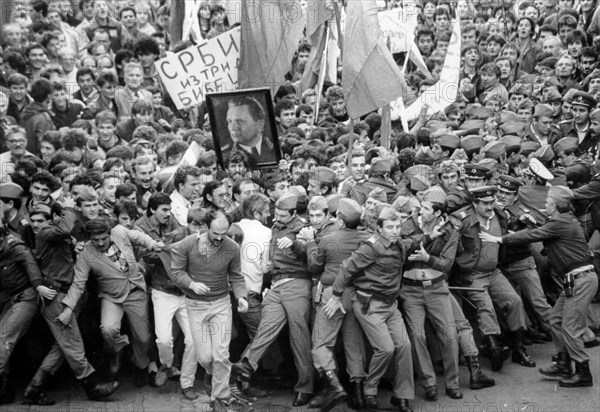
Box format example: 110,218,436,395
170,166,203,227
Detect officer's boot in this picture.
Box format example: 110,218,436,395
320,370,347,412
308,373,326,408
80,372,120,400
539,351,572,378
0,373,14,405
23,369,55,405
559,360,594,388
510,330,536,367
485,335,510,371
465,355,495,389
347,379,365,409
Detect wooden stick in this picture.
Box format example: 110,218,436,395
311,24,330,132
347,118,354,174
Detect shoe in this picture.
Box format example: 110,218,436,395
390,397,413,412
181,386,198,400
227,397,253,411
321,370,347,412
236,379,268,398
364,395,379,409
23,370,55,405
0,373,14,405
584,338,600,348
134,368,148,388
525,328,547,344
510,330,536,367
232,358,253,383
347,379,365,409
424,385,437,401
559,360,593,387
293,392,311,407
539,352,571,379
446,388,463,399
80,372,120,400
204,372,212,397
153,365,169,387
168,366,182,379
485,335,510,371
465,355,495,389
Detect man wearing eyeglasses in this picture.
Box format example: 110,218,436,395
0,126,36,183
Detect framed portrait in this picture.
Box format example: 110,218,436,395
206,88,282,170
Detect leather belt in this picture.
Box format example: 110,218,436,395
566,265,595,279
572,269,594,280
402,274,446,287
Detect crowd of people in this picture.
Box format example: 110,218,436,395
1,0,600,412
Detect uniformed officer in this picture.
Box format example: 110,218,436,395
452,186,534,371
233,193,314,407
326,206,442,412
307,199,370,411
463,163,489,190
349,157,398,205
552,137,593,189
400,187,463,401
481,186,598,388
560,91,597,156
496,175,553,343
524,104,562,147
0,182,34,247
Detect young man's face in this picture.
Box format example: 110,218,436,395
152,204,172,225
501,48,519,65
434,14,449,32
328,98,346,117
277,109,296,129
270,180,289,201
567,40,583,58
496,60,511,78
351,156,366,180
463,49,479,67
481,72,499,89
97,122,116,141
418,35,434,55
134,163,155,189
572,105,590,126
138,52,157,69
78,74,95,94
117,212,133,229
28,47,47,69
329,161,347,181
487,41,502,57
580,56,596,76
121,10,137,28
462,30,476,44
102,177,120,204
298,110,313,125
297,50,310,67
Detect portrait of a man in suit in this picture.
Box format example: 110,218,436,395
213,94,279,168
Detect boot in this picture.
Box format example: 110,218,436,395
80,372,120,400
320,370,346,412
539,351,571,379
485,335,510,371
0,373,14,405
23,369,55,405
510,330,536,367
559,360,593,388
465,355,495,389
347,379,365,410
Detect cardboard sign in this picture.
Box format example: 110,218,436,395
155,27,241,110
378,8,419,54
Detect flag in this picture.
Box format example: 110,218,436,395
400,19,461,121
342,0,405,119
239,0,306,93
182,0,205,44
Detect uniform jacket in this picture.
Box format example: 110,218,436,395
220,136,278,168
0,233,43,296
62,225,157,310
402,218,460,275
270,215,310,279
348,176,398,206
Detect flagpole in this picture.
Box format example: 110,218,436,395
347,119,354,174
310,24,330,132
398,25,413,133
333,1,343,61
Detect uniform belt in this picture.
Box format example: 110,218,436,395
402,274,446,287
566,265,595,279
571,269,594,280
367,292,396,306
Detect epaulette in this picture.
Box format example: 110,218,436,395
298,217,308,224
367,236,378,244
458,210,468,219
221,144,230,151
448,214,462,230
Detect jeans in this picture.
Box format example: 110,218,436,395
186,296,232,401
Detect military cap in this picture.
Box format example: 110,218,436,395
426,120,449,131
438,160,460,176
414,146,435,164
337,198,362,222
467,106,494,120
308,195,328,211
288,186,307,203
392,196,420,214
534,104,554,118
464,163,488,179
501,135,522,153
410,176,430,192
370,157,391,173
460,135,484,153
498,110,521,124
77,187,98,202
404,164,433,183
275,192,297,210
534,145,555,164
520,140,541,155
478,158,500,172
325,194,344,214
545,86,562,102
553,137,579,154
543,76,560,89
459,119,486,132
571,91,597,109
446,188,472,213
368,187,387,203
470,185,498,201
539,56,558,69
509,83,531,96
548,185,574,204
497,175,522,192
484,141,506,160
528,158,554,181
422,186,447,205
309,166,336,185
31,203,52,216
500,122,526,135
377,205,399,221
0,182,24,199
437,134,460,149
450,148,468,162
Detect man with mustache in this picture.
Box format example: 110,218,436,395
132,155,156,209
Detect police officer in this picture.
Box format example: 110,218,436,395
496,175,553,342
400,187,463,401
560,91,598,155
349,157,397,205
452,186,534,371
326,206,443,412
233,193,314,407
463,163,489,190
481,186,598,387
307,198,370,411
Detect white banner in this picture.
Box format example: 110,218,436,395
155,27,241,110
377,7,419,54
